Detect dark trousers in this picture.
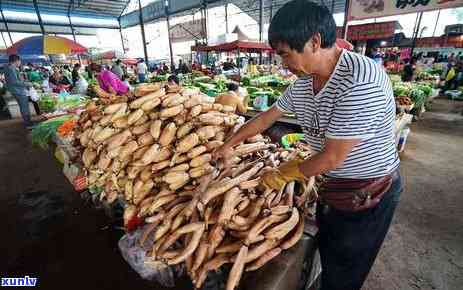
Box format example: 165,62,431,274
317,172,403,290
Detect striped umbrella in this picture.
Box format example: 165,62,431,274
7,35,87,55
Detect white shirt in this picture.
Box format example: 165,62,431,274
276,50,399,179
137,62,147,75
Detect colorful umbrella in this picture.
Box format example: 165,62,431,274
7,35,87,55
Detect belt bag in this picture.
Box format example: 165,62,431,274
319,173,394,212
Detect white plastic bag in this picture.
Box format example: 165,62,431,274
29,87,40,102
74,77,88,94
118,225,184,287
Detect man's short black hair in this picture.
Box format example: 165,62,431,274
226,82,239,92
9,54,20,63
268,0,336,52
168,74,179,85
115,59,121,65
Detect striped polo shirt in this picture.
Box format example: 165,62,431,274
276,49,399,179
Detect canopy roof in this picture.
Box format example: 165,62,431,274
1,0,129,18
192,40,273,53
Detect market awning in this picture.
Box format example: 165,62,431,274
7,35,87,55
192,40,273,53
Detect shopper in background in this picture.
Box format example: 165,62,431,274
83,65,93,80
3,54,34,128
136,59,148,83
402,58,416,82
176,59,190,74
247,58,258,75
25,67,42,83
111,59,124,80
160,62,170,74
49,69,71,92
72,63,81,86
62,65,73,85
214,2,401,290
222,58,235,71
92,64,128,96
371,48,384,65
215,82,249,114
167,74,179,86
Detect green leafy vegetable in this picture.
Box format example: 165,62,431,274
31,115,73,149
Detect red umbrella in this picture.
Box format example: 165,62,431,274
336,38,354,51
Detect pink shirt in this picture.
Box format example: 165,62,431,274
97,70,128,95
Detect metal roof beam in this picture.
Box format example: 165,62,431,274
1,18,117,29
0,0,12,45
33,0,46,35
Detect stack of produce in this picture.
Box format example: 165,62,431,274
74,83,316,290
395,96,412,107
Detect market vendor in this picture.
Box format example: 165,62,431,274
91,64,129,96
215,82,249,114
49,69,71,88
213,1,402,290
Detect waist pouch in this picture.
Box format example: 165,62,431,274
318,171,397,212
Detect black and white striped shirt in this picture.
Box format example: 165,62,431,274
276,49,399,179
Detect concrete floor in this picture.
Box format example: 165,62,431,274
0,98,462,290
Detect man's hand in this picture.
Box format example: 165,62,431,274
261,158,307,191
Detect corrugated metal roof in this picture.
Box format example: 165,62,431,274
232,0,346,23
120,0,346,28
1,0,130,17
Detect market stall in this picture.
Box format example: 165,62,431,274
29,80,322,289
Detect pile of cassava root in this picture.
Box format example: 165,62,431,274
74,82,316,290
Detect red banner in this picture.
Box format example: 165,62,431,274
347,21,397,41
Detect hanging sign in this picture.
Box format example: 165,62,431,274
347,21,397,40
348,0,463,20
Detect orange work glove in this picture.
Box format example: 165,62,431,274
261,158,307,191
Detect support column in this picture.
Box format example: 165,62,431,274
33,0,46,35
165,0,174,70
259,0,264,64
410,12,423,58
118,19,126,53
269,0,273,21
0,4,12,45
202,0,208,44
225,1,229,34
432,9,441,37
1,31,7,48
138,0,149,63
342,0,350,39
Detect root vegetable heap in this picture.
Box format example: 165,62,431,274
74,83,316,290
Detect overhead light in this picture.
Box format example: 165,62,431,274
380,41,387,46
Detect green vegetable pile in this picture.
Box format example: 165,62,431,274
31,115,73,149
392,81,434,112
38,94,57,113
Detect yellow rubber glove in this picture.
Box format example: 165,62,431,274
261,158,307,191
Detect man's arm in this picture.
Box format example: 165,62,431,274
298,138,360,177
236,94,250,114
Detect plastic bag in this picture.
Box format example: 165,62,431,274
74,77,88,94
29,87,40,102
446,68,455,81
118,225,184,287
